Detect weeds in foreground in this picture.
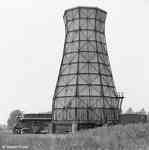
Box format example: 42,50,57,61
1,123,149,150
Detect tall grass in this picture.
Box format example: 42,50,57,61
1,123,149,150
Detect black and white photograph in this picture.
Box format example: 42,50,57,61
0,0,149,150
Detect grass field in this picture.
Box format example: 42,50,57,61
1,123,149,150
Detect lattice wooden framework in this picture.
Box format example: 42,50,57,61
52,7,123,133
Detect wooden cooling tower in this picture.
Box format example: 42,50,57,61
51,7,123,133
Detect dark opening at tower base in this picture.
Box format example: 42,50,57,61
52,122,102,134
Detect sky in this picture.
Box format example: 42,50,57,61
0,0,149,124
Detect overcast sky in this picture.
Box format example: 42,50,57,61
0,0,149,124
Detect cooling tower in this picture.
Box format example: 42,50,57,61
52,7,123,133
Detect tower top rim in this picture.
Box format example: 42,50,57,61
64,6,107,17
